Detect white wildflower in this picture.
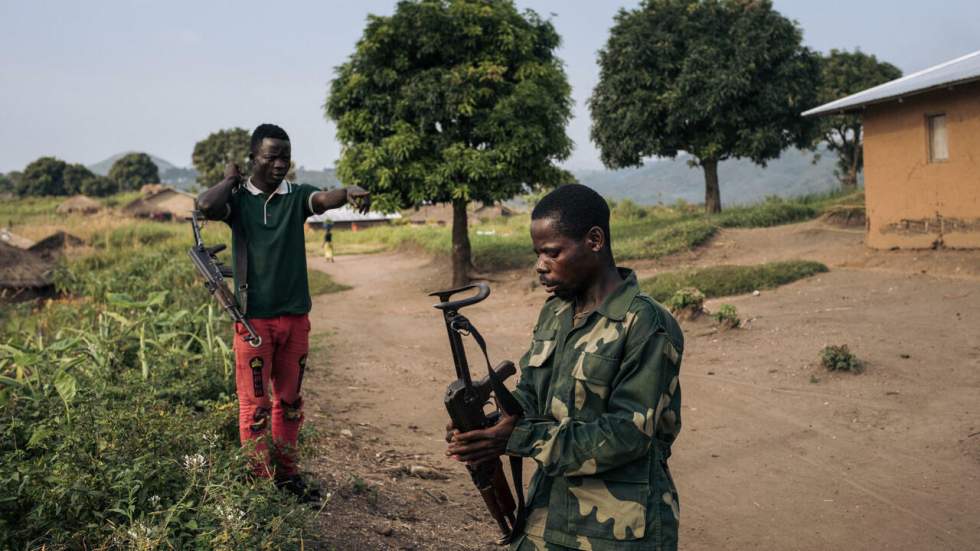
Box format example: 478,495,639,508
148,495,161,507
182,453,207,471
202,431,220,447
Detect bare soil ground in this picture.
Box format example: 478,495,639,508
302,220,980,550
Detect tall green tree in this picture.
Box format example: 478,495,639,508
63,163,96,195
17,157,66,196
0,173,14,195
192,128,251,188
108,152,160,191
590,0,820,213
80,175,118,197
326,0,573,285
815,49,901,189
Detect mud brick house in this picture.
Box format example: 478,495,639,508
804,50,980,249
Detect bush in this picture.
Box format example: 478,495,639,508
665,287,705,315
714,303,741,328
820,344,864,373
641,260,828,302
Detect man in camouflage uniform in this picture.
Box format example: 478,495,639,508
448,184,684,550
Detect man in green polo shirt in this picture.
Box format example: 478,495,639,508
447,184,684,550
196,123,369,500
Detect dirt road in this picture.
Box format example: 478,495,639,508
303,222,980,550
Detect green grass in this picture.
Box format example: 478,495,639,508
640,260,829,302
308,269,350,295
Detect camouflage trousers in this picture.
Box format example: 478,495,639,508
512,534,576,551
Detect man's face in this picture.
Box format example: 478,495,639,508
531,217,600,300
251,138,291,186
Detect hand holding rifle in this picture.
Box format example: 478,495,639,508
446,413,519,465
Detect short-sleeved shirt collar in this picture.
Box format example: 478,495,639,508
244,178,291,196
550,268,640,322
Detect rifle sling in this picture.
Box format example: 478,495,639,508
230,206,248,315
453,316,527,543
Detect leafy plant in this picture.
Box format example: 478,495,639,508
713,304,740,328
820,344,864,373
665,287,705,315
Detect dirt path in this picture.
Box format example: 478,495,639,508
302,227,980,550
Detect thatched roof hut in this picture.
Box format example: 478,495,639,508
56,195,103,215
0,241,54,301
0,228,35,249
123,186,196,221
28,231,86,261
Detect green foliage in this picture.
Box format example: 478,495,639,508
0,173,13,195
16,157,96,197
665,287,705,313
0,237,316,549
714,196,817,228
612,199,648,220
590,0,820,211
816,49,902,187
820,344,863,373
641,261,829,302
326,0,574,284
108,152,161,191
713,303,740,328
80,175,119,197
192,128,251,188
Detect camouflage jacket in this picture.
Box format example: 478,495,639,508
505,269,684,551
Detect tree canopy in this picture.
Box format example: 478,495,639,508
16,157,96,197
589,0,820,212
326,0,573,285
192,128,251,188
815,49,901,188
108,152,160,191
80,175,118,197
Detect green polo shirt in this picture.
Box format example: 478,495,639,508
228,179,319,319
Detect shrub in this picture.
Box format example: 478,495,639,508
820,344,864,373
714,303,741,328
665,287,705,318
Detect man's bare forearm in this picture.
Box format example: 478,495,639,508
196,177,238,220
310,188,349,214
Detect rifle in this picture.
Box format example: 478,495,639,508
188,211,261,347
430,283,525,544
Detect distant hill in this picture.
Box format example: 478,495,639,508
574,146,853,207
88,152,177,177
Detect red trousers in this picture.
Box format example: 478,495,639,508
233,314,310,477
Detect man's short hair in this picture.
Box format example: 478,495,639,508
250,123,290,154
531,184,611,247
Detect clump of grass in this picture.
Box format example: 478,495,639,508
714,197,817,228
641,260,828,302
820,345,864,373
308,269,351,296
620,219,718,260
713,304,741,328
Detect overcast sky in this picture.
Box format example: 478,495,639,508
1,0,977,173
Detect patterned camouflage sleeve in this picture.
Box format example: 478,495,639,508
506,308,675,477
511,346,539,416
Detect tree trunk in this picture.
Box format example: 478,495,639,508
451,198,472,287
702,159,721,214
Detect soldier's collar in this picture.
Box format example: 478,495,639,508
595,268,640,322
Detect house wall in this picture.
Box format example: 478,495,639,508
863,80,980,248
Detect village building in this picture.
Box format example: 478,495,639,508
122,186,196,221
28,231,86,261
56,195,103,215
403,202,517,226
0,228,35,249
307,204,401,231
0,241,53,301
804,49,980,249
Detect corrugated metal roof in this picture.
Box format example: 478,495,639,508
306,204,402,224
803,49,980,117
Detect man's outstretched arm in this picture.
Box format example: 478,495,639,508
310,186,371,215
196,163,240,220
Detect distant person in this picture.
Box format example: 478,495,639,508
322,220,334,262
446,184,685,550
195,123,369,501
